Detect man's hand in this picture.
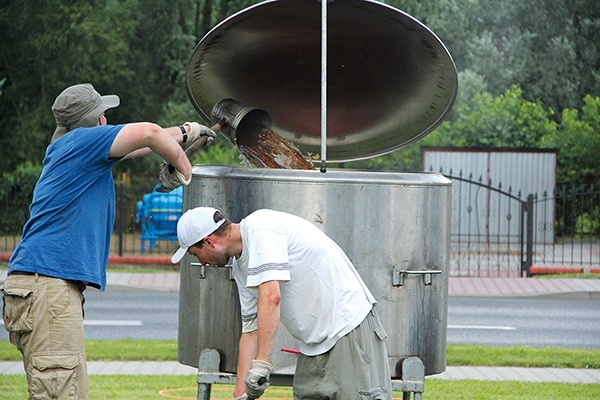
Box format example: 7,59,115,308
183,122,217,145
244,359,272,399
158,161,191,192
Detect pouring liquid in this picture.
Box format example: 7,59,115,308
236,126,315,170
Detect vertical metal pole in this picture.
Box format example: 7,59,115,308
525,194,534,277
520,197,525,276
320,0,327,173
197,349,220,400
118,181,124,256
197,384,211,400
588,184,595,271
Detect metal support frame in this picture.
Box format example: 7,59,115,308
392,357,426,400
196,349,236,400
196,349,426,400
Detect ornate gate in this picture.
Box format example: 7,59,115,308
446,173,599,277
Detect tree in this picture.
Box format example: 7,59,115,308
425,85,557,148
1,0,598,181
352,85,558,172
385,0,600,117
548,95,600,188
0,0,137,173
0,0,260,177
116,0,260,177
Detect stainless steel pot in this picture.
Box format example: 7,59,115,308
178,166,451,377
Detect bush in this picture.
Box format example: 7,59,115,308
0,163,41,235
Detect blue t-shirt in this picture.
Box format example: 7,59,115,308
8,124,124,290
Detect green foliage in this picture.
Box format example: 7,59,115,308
0,163,42,234
548,95,600,188
349,141,422,172
0,0,129,171
351,85,599,194
385,0,600,115
427,85,557,148
0,0,598,191
191,139,244,166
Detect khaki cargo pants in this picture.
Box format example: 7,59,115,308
1,273,88,399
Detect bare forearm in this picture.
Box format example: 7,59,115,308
120,125,184,160
110,122,191,178
234,332,257,397
256,281,281,362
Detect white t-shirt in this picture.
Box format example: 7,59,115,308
232,209,376,356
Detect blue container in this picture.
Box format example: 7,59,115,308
136,185,183,253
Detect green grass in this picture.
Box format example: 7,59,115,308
85,339,180,361
534,272,600,279
1,375,598,399
446,344,600,368
2,340,599,369
0,262,178,274
0,339,180,362
1,340,599,399
107,264,179,273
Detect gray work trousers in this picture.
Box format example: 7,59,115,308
293,308,392,400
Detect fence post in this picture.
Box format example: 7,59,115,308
118,181,124,256
524,194,534,277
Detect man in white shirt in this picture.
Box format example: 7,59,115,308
172,207,392,400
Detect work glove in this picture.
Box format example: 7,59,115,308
158,161,191,192
244,359,273,399
183,122,217,145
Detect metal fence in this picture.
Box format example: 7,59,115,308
531,185,600,273
113,181,183,257
446,172,599,277
0,179,180,258
2,175,599,277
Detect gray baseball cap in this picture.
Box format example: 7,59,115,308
51,83,120,142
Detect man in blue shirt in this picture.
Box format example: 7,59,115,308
1,83,214,399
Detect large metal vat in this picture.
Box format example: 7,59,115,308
178,166,451,377
179,0,457,386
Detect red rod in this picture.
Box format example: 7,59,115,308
280,348,300,354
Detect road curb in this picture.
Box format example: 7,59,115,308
1,361,598,384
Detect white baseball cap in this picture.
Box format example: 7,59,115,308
171,207,225,263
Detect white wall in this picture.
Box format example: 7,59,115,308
423,148,557,244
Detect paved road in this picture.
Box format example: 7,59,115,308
448,296,600,348
1,270,599,384
5,287,597,349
